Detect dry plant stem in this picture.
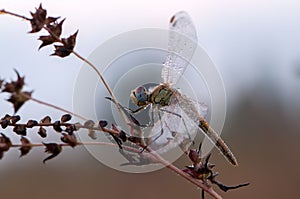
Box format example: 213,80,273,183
11,141,141,153
9,139,222,199
21,93,87,121
71,52,130,127
1,9,129,127
0,9,30,20
147,148,222,199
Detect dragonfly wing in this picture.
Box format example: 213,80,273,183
148,101,198,153
174,91,238,165
162,11,198,85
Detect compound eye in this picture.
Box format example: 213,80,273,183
134,86,147,103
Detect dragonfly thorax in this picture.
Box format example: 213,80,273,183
130,86,150,106
149,84,174,106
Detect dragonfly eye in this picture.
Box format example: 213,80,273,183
134,86,147,103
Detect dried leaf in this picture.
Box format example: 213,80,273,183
61,133,77,147
38,126,47,138
13,124,27,136
61,114,72,122
19,137,32,157
29,4,47,33
43,142,62,163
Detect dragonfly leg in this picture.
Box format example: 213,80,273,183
141,106,164,151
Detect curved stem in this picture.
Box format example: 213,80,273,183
21,92,87,121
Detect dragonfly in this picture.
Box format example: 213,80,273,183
129,11,238,166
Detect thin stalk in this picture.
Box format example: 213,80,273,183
21,92,87,121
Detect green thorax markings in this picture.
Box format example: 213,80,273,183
149,84,174,106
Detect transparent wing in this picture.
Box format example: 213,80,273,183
174,90,238,165
148,97,199,153
161,11,198,85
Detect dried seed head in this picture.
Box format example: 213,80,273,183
99,120,108,128
61,114,72,122
19,137,32,157
26,120,38,128
38,126,47,138
53,121,62,132
40,116,51,124
13,125,27,136
61,133,77,147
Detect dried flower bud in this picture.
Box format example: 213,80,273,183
61,114,72,122
40,116,51,124
0,119,9,129
13,124,27,136
88,130,97,140
65,124,75,135
61,133,77,147
19,137,32,157
26,120,38,128
119,130,127,142
45,16,60,25
99,120,108,128
43,142,62,163
53,121,62,132
29,4,47,33
0,133,12,152
0,133,12,159
38,35,56,49
189,149,200,164
38,126,47,138
51,31,78,58
84,120,95,127
10,115,21,124
7,91,32,113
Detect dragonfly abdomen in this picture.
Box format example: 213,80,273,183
199,118,238,166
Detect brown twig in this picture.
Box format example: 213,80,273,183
21,92,87,121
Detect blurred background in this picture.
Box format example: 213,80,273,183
1,0,300,198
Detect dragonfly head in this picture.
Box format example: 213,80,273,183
130,86,149,106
